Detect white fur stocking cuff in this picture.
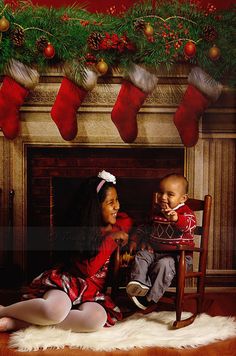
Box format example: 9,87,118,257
4,59,39,89
64,63,98,91
127,64,158,94
188,67,223,102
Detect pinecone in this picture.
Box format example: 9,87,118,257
10,27,25,46
36,36,48,52
202,25,218,42
87,32,103,50
133,19,146,32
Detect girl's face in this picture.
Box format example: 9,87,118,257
101,186,120,226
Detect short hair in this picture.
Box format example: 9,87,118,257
159,173,189,194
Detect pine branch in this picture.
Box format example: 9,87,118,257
0,0,235,86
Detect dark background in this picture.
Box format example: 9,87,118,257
4,0,235,12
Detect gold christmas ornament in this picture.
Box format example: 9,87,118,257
208,45,221,61
144,23,154,37
0,16,10,32
96,59,108,75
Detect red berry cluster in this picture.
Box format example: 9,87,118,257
61,13,70,21
61,14,102,26
4,0,20,12
205,3,217,15
160,22,188,54
106,5,127,16
99,33,135,52
85,53,97,66
80,20,90,26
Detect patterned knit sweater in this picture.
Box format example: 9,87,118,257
131,203,197,249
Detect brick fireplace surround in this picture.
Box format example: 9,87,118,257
0,65,235,287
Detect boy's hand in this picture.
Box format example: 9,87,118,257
161,204,178,222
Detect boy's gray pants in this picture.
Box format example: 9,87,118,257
130,250,192,303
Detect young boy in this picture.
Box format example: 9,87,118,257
126,173,196,310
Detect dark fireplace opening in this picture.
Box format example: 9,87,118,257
27,146,184,281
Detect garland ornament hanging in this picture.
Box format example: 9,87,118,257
43,43,56,59
184,41,196,58
208,45,221,61
96,59,108,75
0,15,9,31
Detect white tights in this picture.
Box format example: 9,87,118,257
0,289,107,332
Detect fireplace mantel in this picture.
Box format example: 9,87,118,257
1,66,235,144
0,66,235,286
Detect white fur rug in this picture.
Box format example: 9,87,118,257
9,311,236,352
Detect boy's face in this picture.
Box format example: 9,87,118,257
157,177,187,209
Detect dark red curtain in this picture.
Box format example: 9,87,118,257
4,0,235,12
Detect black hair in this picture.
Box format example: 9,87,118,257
159,173,189,194
69,176,117,260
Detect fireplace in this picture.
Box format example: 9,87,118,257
26,146,184,280
0,67,235,287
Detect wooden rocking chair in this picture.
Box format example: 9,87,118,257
150,193,212,328
112,194,212,329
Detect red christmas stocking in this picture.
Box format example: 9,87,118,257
51,77,87,141
51,68,98,141
0,77,28,139
111,64,158,143
0,60,39,140
112,80,147,143
173,67,222,147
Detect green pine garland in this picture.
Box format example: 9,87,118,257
0,0,235,86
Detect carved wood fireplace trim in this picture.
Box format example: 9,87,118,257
0,66,235,286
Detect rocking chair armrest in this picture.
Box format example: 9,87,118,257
173,245,202,252
156,243,201,252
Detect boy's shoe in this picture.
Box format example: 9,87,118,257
126,281,150,296
131,296,150,310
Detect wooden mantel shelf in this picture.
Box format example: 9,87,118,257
1,66,235,141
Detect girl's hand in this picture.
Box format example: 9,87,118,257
110,231,128,247
129,240,137,254
140,242,154,253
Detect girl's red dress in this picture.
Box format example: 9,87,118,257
22,212,133,327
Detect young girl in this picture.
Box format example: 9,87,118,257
0,170,132,332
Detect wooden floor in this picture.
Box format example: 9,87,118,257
0,290,236,356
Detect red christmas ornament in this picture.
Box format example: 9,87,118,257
44,43,55,59
184,41,196,58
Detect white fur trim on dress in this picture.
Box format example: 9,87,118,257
4,59,39,89
127,64,158,93
188,67,223,102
